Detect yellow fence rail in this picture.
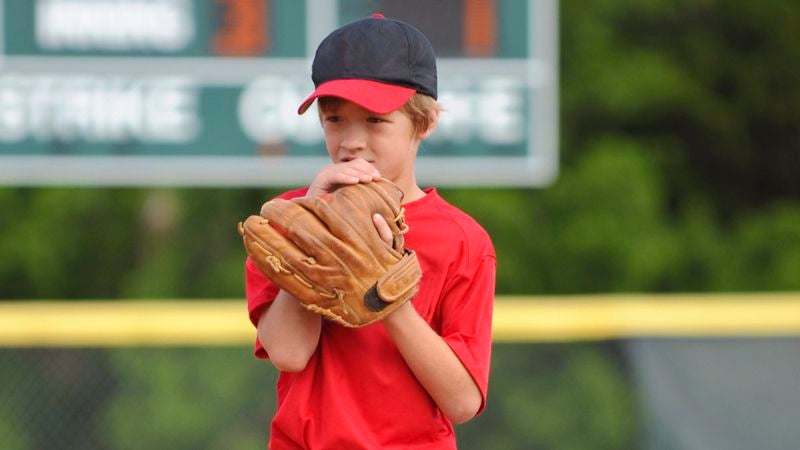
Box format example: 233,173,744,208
1,293,798,346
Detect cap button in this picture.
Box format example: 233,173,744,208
372,13,385,19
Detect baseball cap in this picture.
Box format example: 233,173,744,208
297,13,437,115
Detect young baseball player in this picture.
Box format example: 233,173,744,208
245,14,496,449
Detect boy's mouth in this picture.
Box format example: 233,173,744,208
340,156,375,164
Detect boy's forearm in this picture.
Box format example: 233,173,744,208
257,290,322,372
382,302,482,424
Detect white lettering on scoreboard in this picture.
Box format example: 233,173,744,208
0,76,198,142
432,77,525,145
238,76,323,146
0,74,525,147
238,76,526,146
36,0,194,51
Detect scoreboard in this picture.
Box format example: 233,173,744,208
0,0,558,186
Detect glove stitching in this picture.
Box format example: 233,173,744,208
276,211,356,306
249,228,337,298
309,198,391,286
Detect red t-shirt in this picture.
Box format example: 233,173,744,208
246,187,496,450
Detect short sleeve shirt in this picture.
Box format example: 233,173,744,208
246,187,496,450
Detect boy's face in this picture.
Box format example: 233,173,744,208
320,99,422,185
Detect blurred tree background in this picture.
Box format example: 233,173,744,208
1,1,799,449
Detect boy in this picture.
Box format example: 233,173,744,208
245,14,496,449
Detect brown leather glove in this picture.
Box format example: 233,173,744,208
238,179,422,327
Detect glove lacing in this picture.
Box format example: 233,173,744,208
393,207,409,235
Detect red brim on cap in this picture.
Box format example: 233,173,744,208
297,79,416,115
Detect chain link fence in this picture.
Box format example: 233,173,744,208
0,348,276,450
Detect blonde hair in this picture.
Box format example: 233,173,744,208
399,93,441,136
318,93,440,135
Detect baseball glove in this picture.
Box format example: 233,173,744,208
238,179,422,327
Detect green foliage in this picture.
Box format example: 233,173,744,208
561,0,800,214
721,204,800,290
0,406,30,450
119,188,276,298
445,139,676,294
0,189,143,299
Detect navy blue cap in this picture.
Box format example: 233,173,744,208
298,14,438,114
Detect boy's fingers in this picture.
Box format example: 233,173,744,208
338,173,361,184
339,164,379,183
344,158,381,177
309,162,382,198
372,214,393,246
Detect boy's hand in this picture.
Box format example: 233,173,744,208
307,158,381,198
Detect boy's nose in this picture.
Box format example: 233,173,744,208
339,129,367,151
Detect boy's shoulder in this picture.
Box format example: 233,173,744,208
428,193,485,230
413,190,495,258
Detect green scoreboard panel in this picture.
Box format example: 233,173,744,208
0,0,558,186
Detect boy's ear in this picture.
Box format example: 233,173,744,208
417,109,440,140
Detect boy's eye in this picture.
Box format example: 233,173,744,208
324,115,342,123
367,117,386,124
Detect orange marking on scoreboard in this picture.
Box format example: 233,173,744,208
463,0,497,57
212,0,269,56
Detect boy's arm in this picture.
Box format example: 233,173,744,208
254,159,380,371
373,214,483,424
382,304,483,424
257,290,322,372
